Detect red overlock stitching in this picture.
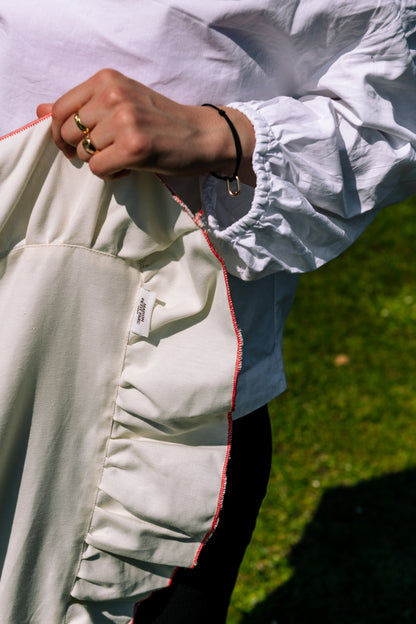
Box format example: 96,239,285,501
0,114,52,142
131,176,243,620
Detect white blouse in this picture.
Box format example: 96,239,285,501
1,2,416,622
1,0,416,415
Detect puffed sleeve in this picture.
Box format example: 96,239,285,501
201,0,416,280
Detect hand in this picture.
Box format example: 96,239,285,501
37,69,255,183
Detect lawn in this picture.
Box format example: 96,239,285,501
227,196,416,624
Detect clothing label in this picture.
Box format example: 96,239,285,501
131,288,156,338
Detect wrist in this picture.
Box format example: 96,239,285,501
222,107,256,187
195,104,256,188
202,104,242,196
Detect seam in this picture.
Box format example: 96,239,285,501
0,114,52,143
155,173,243,415
64,176,242,619
131,179,243,617
158,170,244,562
1,242,127,263
155,174,199,222
190,227,243,566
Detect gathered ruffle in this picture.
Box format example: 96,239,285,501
70,202,240,616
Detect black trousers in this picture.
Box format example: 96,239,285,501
134,404,272,623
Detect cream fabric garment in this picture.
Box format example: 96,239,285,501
0,117,240,624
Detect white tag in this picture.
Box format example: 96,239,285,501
131,288,157,337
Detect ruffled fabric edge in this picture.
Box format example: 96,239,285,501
67,190,241,623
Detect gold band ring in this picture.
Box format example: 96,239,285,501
82,135,99,155
74,112,90,135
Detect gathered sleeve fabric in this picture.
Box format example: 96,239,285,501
202,0,416,281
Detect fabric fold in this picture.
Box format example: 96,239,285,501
0,118,241,624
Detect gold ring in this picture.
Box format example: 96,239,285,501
74,112,90,135
82,135,99,155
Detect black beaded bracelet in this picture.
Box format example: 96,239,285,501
202,103,242,197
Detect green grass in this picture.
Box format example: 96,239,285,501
227,196,416,624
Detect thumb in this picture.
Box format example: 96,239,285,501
36,103,53,118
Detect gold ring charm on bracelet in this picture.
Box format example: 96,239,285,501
82,135,99,155
74,112,90,135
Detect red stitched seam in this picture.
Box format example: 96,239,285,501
189,227,243,565
155,174,195,221
0,114,51,142
131,175,244,621
155,174,243,412
155,176,243,564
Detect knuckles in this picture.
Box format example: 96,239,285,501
93,68,124,86
101,85,129,108
122,131,153,162
49,67,165,173
111,105,154,161
111,103,141,129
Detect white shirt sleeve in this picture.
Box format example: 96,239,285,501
202,1,416,280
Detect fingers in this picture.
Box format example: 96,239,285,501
52,108,93,159
37,103,53,118
61,108,98,159
41,68,217,180
49,71,105,158
55,106,131,179
84,140,135,179
48,69,130,166
70,118,131,179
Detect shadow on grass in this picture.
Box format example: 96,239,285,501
241,470,416,624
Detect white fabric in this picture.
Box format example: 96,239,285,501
1,3,416,621
0,118,240,623
1,1,416,415
0,1,415,280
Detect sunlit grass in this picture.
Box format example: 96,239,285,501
228,196,416,624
